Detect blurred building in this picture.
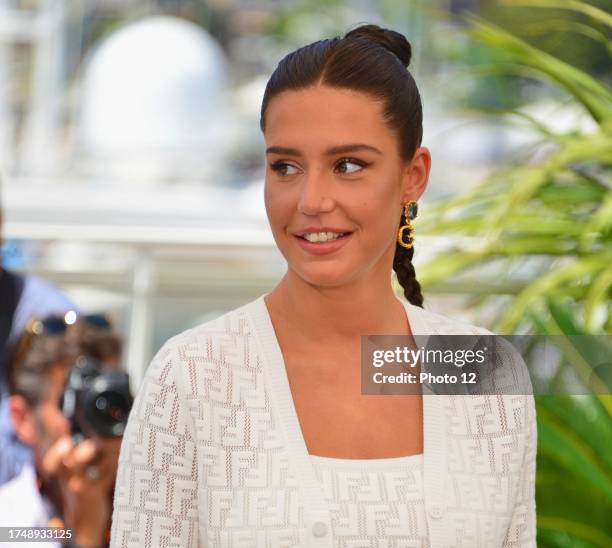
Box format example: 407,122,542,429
0,0,573,384
0,0,282,384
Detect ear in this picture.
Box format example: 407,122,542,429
9,395,37,446
400,146,431,204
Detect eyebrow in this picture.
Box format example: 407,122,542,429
265,144,382,157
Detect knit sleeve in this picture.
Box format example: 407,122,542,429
110,340,199,548
502,391,538,547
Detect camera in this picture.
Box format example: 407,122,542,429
61,355,133,441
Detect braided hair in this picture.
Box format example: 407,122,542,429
260,23,425,307
393,210,424,307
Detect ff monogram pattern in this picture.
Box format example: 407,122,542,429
111,313,307,548
310,454,429,547
110,296,536,547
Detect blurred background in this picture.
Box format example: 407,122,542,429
1,1,610,545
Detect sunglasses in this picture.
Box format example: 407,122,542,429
8,311,112,378
27,312,111,335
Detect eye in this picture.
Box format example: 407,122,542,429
269,162,299,177
335,158,367,174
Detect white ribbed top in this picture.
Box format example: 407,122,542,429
309,452,424,469
110,293,537,548
309,453,429,547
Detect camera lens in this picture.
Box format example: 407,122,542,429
65,361,133,438
88,390,131,436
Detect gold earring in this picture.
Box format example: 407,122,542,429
397,200,418,249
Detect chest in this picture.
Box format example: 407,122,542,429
282,350,424,459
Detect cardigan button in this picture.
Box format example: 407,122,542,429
311,521,328,537
428,505,444,519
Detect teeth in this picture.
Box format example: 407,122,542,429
303,231,345,243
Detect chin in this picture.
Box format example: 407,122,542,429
292,264,355,288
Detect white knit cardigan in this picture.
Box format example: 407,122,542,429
110,294,537,548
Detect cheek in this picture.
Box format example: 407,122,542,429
41,405,69,439
356,198,398,237
264,184,292,229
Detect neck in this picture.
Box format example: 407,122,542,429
265,271,411,345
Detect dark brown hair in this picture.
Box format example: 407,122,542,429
65,318,123,365
7,334,68,408
259,23,424,307
7,318,123,407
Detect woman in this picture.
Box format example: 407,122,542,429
110,24,536,548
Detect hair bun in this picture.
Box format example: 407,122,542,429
344,24,412,67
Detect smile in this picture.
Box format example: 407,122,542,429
294,232,353,255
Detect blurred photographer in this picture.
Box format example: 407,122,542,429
0,314,131,548
1,187,79,485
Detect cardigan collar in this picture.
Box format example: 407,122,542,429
247,293,449,547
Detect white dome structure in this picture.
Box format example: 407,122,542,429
77,16,230,181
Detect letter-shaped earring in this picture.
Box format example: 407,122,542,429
397,200,418,249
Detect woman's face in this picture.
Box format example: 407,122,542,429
263,84,429,289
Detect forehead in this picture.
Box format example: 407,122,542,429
264,85,395,151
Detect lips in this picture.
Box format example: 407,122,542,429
297,233,350,242
293,227,353,238
293,232,353,255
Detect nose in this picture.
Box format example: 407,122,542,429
297,171,335,215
